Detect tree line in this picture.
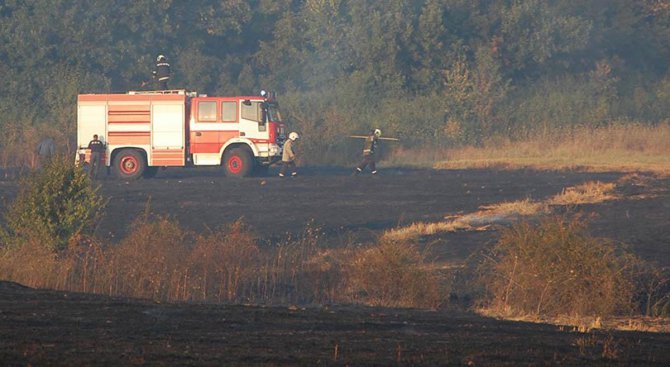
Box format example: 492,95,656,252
1,0,670,165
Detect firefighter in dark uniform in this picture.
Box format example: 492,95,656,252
88,134,105,179
354,129,381,175
279,132,299,177
153,54,171,90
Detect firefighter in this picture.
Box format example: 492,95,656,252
152,54,171,90
354,129,381,175
279,132,299,177
87,134,105,179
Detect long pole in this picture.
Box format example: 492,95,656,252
349,135,400,141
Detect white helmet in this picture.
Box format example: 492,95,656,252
157,54,166,62
289,132,299,141
374,129,382,137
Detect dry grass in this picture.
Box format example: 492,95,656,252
381,178,620,242
548,181,618,205
381,198,546,242
389,123,670,175
380,220,475,243
0,218,444,309
478,199,547,216
477,310,670,333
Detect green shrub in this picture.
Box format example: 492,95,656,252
1,157,105,253
479,215,637,318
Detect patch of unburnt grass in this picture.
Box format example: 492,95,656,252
429,122,670,175
381,198,546,242
381,179,618,242
548,180,618,205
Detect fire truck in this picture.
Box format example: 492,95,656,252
76,89,286,179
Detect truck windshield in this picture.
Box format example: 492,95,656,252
267,105,282,123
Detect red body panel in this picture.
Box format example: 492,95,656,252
190,130,239,154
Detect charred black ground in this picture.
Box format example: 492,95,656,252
1,167,669,366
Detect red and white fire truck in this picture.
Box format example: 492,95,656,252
76,89,286,179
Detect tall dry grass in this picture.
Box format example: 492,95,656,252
389,122,670,174
186,220,261,303
0,217,443,308
1,212,668,328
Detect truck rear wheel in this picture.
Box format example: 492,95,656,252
113,149,146,180
223,148,253,178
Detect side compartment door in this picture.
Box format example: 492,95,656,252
78,103,107,149
151,101,185,166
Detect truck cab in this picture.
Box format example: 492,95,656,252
188,92,286,176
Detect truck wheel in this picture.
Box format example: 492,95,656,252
223,148,253,178
113,149,146,180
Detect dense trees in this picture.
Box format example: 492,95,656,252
1,0,669,164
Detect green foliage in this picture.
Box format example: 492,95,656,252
495,0,592,77
2,0,670,164
1,157,105,253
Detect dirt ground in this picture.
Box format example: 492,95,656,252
1,280,669,366
1,166,669,365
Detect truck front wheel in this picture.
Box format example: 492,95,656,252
113,149,146,180
223,148,253,177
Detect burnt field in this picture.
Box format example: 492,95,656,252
9,165,666,265
1,166,670,366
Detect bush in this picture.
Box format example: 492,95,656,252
345,240,442,309
632,261,670,317
1,157,105,253
187,220,261,303
479,215,637,318
103,214,189,301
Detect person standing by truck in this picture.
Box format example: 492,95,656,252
152,54,171,90
279,132,299,177
88,134,105,179
354,129,381,175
